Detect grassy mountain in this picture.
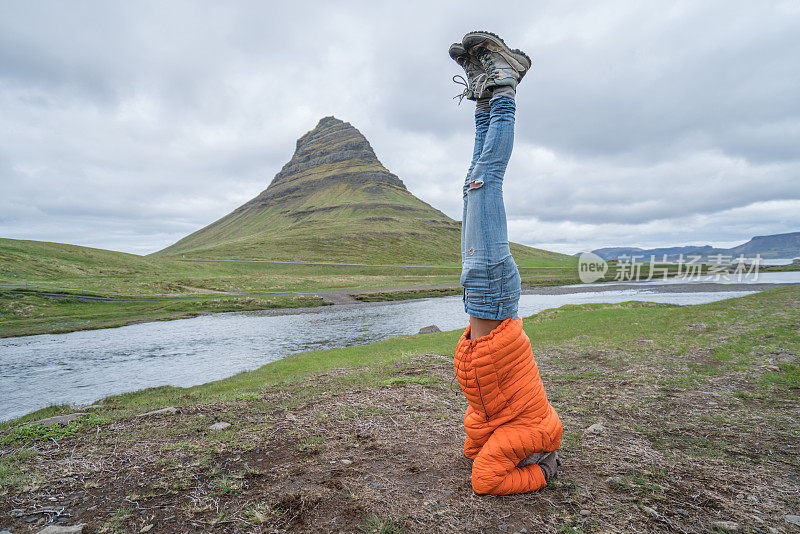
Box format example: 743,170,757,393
153,117,572,267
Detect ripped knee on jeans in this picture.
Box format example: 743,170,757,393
468,179,484,189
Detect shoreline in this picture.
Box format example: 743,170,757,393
524,281,795,294
2,280,796,339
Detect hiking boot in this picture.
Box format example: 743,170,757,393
449,42,490,102
517,452,544,467
537,451,561,481
518,451,561,480
462,31,531,92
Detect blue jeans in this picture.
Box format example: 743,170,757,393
460,96,522,320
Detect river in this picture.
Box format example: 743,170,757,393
1,273,798,421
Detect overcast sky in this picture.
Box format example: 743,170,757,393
1,1,798,255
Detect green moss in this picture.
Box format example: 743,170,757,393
0,412,111,446
0,448,38,492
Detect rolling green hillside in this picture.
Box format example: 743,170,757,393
0,237,575,298
0,238,169,293
153,116,573,267
0,238,462,296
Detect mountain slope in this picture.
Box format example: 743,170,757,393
154,116,572,266
589,231,800,261
728,232,800,258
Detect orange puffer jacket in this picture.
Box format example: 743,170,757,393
454,317,563,495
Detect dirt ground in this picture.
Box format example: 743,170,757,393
1,335,798,534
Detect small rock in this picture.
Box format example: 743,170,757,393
340,459,352,466
786,515,800,527
209,421,231,431
442,490,453,495
762,365,780,372
498,524,508,532
418,325,441,334
27,413,87,427
580,509,591,516
711,520,740,532
586,423,606,434
37,525,86,534
370,482,380,488
520,530,528,534
736,492,744,500
136,406,178,417
641,506,659,519
140,525,154,533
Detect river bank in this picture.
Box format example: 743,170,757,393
1,285,798,532
0,283,773,421
5,268,800,338
0,290,332,338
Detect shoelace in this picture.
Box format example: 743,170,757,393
452,74,470,105
475,49,506,94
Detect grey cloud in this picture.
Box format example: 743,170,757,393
0,0,798,255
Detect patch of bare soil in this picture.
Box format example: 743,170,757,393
1,348,798,533
180,286,233,295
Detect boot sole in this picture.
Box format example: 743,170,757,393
462,31,531,77
449,42,467,62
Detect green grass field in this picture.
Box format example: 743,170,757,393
0,237,580,337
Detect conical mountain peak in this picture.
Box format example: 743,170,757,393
294,116,366,155
257,116,407,203
154,117,460,262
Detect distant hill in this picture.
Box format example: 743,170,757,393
154,116,572,266
587,231,800,261
0,237,152,275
